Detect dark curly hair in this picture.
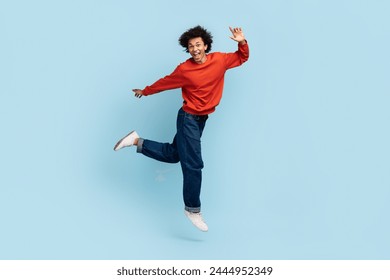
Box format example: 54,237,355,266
178,25,213,53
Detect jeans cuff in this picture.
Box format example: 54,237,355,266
185,206,201,213
136,138,144,153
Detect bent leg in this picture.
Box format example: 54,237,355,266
137,136,180,164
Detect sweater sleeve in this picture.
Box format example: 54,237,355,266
223,41,250,70
142,65,184,96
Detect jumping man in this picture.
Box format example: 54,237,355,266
114,26,249,232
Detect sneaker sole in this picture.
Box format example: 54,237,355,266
113,130,135,151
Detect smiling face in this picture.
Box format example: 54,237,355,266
188,37,208,64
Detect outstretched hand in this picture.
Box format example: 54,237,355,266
229,27,246,44
133,89,143,98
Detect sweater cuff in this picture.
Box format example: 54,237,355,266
142,86,151,96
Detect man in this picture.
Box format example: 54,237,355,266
114,26,249,232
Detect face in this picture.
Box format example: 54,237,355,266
188,37,208,64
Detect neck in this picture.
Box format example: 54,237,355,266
195,55,207,64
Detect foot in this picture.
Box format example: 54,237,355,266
184,210,208,232
113,130,139,151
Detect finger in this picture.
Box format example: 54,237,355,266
229,26,234,34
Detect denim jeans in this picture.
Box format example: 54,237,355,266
137,108,208,213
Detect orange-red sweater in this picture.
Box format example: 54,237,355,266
142,42,249,115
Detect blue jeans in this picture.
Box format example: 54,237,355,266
137,108,208,213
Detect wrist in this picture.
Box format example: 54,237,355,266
239,40,247,45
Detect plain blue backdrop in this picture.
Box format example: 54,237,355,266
1,0,389,259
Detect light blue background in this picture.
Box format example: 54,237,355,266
1,0,389,259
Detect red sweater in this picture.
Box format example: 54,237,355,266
142,42,249,115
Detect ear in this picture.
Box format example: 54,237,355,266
205,44,208,51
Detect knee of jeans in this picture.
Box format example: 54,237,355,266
165,153,180,164
182,160,204,171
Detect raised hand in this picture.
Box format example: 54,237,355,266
229,27,246,44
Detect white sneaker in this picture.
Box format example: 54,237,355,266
184,210,208,232
113,130,139,151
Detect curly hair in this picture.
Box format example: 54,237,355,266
178,25,213,53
